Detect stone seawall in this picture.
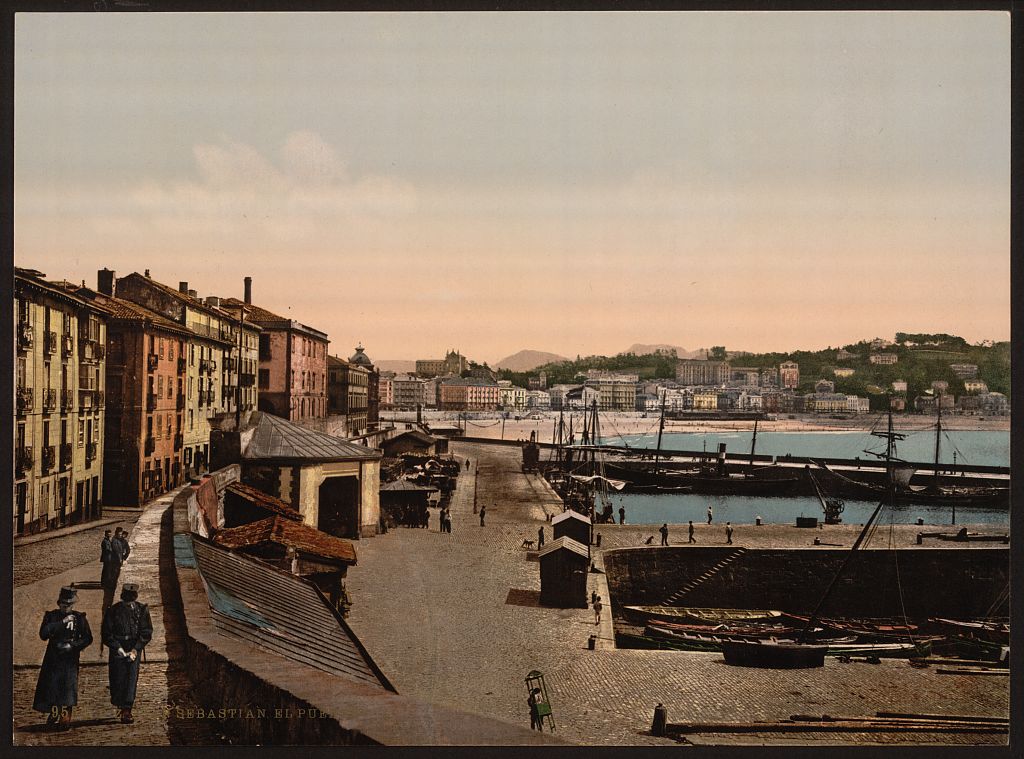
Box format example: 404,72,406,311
604,546,1009,618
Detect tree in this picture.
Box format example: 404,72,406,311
708,346,727,360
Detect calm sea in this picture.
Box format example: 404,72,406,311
600,429,1010,527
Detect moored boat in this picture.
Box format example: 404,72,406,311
721,639,828,669
624,605,784,625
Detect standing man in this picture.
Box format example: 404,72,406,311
706,506,713,525
33,587,93,731
593,595,604,625
479,504,487,527
100,530,123,623
618,506,626,525
538,525,545,549
688,520,696,544
113,527,132,565
102,583,153,725
725,521,734,545
659,523,670,546
527,687,543,730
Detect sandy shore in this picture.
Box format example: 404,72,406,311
384,410,1009,445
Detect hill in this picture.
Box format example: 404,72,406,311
495,350,570,372
623,343,702,359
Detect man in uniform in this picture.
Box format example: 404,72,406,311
100,530,122,625
33,586,93,731
101,582,153,724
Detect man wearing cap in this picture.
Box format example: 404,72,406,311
33,586,93,731
100,529,121,624
101,583,153,724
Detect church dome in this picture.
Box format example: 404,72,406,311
349,344,373,367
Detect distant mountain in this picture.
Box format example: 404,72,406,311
376,360,417,374
623,343,703,359
495,350,571,372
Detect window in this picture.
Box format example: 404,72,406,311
17,357,26,388
159,338,165,358
259,369,269,389
166,416,172,438
190,345,195,365
158,375,163,397
155,414,162,438
43,420,50,447
90,419,97,443
78,419,85,446
147,416,153,439
149,335,155,354
168,377,173,398
188,377,193,398
169,342,174,361
188,409,194,430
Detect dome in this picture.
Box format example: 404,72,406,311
349,344,373,367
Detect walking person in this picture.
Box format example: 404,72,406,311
113,527,132,565
688,520,696,544
100,530,125,625
538,525,545,549
102,583,154,724
479,504,486,527
725,521,734,545
707,506,713,525
659,523,670,546
33,587,93,731
618,506,626,525
593,596,603,625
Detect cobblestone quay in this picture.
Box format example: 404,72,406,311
344,442,1009,746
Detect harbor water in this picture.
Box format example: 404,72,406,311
601,429,1010,526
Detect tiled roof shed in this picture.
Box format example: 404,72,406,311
224,481,303,521
213,516,357,565
185,535,389,688
242,412,381,463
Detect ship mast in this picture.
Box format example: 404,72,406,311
653,390,667,475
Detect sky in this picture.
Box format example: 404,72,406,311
14,12,1010,365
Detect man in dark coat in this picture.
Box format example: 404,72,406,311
101,583,153,724
100,529,121,624
33,586,93,730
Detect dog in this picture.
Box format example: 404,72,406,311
644,536,654,545
522,539,536,549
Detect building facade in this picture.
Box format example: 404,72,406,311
498,381,528,411
583,379,638,411
391,374,427,410
438,378,500,411
14,269,109,535
327,355,370,436
416,350,468,378
869,353,899,365
348,345,379,429
676,359,730,386
779,361,800,390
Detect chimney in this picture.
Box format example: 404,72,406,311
205,296,221,307
144,269,151,278
179,281,189,294
97,269,115,296
244,276,252,305
188,289,198,299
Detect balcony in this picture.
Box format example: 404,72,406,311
147,392,158,411
147,353,159,372
173,433,183,450
44,331,58,355
176,393,186,410
17,322,33,351
79,389,94,410
16,387,33,415
61,389,75,412
41,445,56,473
198,389,207,406
16,446,33,475
94,344,106,360
59,443,73,470
62,334,74,357
224,357,236,372
144,437,155,456
85,441,97,463
240,373,256,387
79,337,95,361
178,357,187,374
41,389,58,413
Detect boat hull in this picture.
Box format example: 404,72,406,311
721,640,827,669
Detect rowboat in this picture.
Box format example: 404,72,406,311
624,606,784,625
721,640,828,669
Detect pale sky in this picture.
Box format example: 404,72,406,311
15,12,1010,364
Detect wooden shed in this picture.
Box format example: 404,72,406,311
551,509,592,549
381,430,445,458
379,478,437,528
538,537,590,608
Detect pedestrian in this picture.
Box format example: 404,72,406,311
593,596,603,625
423,508,430,530
33,587,93,731
688,520,696,544
113,527,131,564
538,525,545,548
102,582,154,725
591,590,599,606
527,687,544,730
618,506,625,525
479,504,486,527
101,530,124,624
725,521,734,545
707,506,713,525
659,523,669,546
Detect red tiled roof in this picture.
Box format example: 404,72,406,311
213,516,357,564
221,297,289,324
225,482,303,521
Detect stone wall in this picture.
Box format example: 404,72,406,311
604,546,1009,619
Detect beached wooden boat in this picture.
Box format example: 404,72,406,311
721,639,828,669
624,605,784,625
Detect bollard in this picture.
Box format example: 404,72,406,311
651,703,668,736
917,532,923,545
596,533,602,547
755,516,762,526
813,537,821,545
588,634,597,650
917,518,924,526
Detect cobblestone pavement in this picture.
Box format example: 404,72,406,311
14,517,140,587
344,442,1009,747
12,488,223,746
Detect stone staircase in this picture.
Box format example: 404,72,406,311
661,548,747,606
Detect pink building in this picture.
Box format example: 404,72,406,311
438,378,500,411
222,279,328,429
